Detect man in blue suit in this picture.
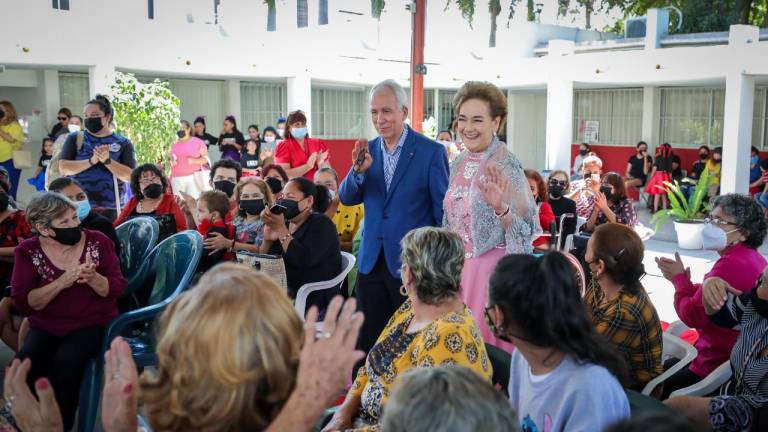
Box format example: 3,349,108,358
339,79,449,354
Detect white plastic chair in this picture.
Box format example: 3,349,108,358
642,333,698,396
669,360,732,398
665,320,691,337
562,216,587,252
294,251,356,320
634,223,656,242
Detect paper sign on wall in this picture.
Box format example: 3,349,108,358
584,120,599,144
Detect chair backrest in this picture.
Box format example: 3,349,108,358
116,217,160,279
484,343,511,396
143,231,205,307
294,251,356,320
661,332,697,363
555,213,575,251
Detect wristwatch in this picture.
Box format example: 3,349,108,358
103,157,112,165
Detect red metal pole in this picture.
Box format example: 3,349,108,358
410,0,426,132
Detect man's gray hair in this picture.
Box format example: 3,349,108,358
369,79,409,110
381,366,521,432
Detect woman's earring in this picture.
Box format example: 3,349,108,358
399,285,408,297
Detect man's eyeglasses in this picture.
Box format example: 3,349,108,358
57,116,69,121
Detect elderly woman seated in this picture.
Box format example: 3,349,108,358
665,266,768,431
656,194,767,399
11,192,126,431
324,227,492,431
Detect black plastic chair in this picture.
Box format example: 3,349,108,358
485,343,511,397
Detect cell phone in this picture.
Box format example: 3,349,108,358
591,173,601,183
356,148,367,166
269,204,287,215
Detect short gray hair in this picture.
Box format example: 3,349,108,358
314,167,338,184
400,227,464,305
26,192,76,232
381,366,520,432
369,79,409,110
712,193,768,248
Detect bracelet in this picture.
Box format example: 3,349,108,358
495,206,510,218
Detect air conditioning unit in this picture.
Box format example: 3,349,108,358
625,16,647,38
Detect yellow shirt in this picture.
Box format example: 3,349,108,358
0,121,24,162
332,203,364,244
706,160,722,185
349,300,492,428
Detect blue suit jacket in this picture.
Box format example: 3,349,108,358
339,129,449,278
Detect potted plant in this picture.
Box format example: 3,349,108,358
650,168,711,249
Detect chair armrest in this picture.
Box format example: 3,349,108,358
102,295,177,349
669,361,732,398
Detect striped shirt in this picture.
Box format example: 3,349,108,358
380,126,409,191
710,290,768,408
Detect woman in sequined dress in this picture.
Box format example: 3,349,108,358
443,82,539,352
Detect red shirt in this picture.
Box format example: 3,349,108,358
533,202,555,248
274,136,329,180
114,193,188,233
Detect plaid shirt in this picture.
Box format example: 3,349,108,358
585,280,663,390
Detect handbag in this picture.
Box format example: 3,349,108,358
11,150,32,169
236,251,288,294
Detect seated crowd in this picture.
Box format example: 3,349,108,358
0,80,766,432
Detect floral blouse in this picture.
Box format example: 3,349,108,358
349,300,492,429
593,199,638,228
233,218,264,248
332,203,364,244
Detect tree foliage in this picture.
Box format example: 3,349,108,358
109,73,180,168
616,0,768,34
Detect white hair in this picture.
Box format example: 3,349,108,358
369,79,409,110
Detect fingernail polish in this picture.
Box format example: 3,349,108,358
35,378,49,390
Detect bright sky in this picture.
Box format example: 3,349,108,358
516,0,627,30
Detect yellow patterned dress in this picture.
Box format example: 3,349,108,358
349,300,492,428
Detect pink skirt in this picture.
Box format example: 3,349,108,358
460,248,514,353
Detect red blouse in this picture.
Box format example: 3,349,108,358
114,192,188,232
533,202,555,248
274,136,329,180
11,230,127,337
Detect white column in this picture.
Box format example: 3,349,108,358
645,8,669,50
641,86,659,149
287,74,312,130
720,72,755,194
224,79,241,121
364,86,377,139
88,64,116,97
41,70,61,128
545,80,573,171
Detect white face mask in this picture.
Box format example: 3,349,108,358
277,128,285,138
701,223,740,251
67,124,80,133
264,136,276,143
327,189,336,201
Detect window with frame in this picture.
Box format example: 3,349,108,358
572,88,643,146
52,0,70,10
659,87,725,148
58,72,89,115
240,82,287,131
438,90,457,131
311,86,366,139
752,87,768,149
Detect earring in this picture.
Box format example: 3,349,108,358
399,285,408,297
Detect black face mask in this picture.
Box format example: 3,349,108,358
579,149,588,156
276,198,303,220
0,193,9,213
176,130,186,139
50,225,82,246
142,183,163,199
713,158,722,164
600,185,613,201
265,177,283,194
84,117,103,134
214,180,236,198
699,153,709,160
549,184,564,199
240,199,265,216
638,148,647,155
0,110,5,120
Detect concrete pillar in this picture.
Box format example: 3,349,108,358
641,86,659,149
364,86,378,139
88,64,116,97
287,73,312,130
645,8,669,50
224,79,241,121
41,70,61,129
720,72,755,194
545,80,573,171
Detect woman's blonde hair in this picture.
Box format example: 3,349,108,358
400,227,464,306
140,263,303,431
25,192,76,233
234,178,274,218
0,101,19,124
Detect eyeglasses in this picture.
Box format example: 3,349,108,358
139,177,160,185
57,116,68,121
704,217,736,227
549,180,567,187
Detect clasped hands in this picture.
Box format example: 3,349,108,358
90,145,112,165
59,254,99,288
